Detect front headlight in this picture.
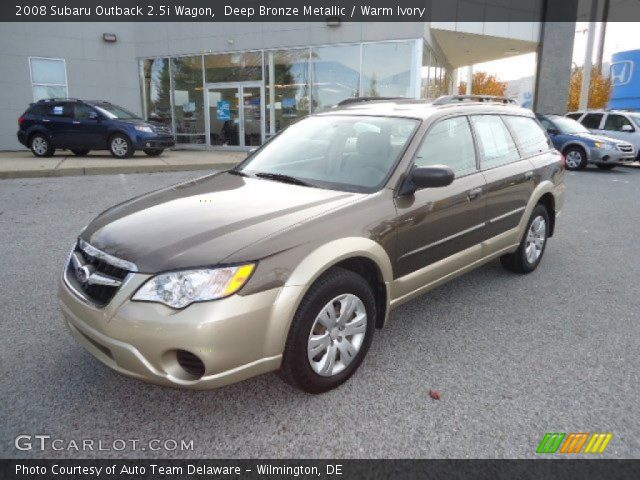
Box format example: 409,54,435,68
594,142,614,150
132,264,255,309
134,125,154,133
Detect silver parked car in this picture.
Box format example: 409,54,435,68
566,110,640,160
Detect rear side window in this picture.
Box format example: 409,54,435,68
581,113,603,129
470,115,520,169
603,114,635,132
566,113,582,120
27,104,49,116
502,116,550,157
415,116,476,177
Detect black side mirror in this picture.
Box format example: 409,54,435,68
399,165,455,196
547,128,560,136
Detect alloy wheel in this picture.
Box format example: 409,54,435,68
111,137,128,157
565,150,582,169
307,294,367,377
32,136,48,155
525,216,547,264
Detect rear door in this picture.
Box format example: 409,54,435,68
394,115,487,277
45,102,74,147
471,114,540,239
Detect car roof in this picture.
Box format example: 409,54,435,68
320,96,533,120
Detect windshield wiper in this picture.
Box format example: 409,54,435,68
253,172,314,187
227,169,249,177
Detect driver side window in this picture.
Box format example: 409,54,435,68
415,116,477,177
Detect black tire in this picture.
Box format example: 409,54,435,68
563,146,588,170
500,204,550,274
143,148,164,157
596,163,616,170
108,133,134,158
279,267,376,394
71,149,90,156
29,133,54,157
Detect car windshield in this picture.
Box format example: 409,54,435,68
236,115,419,192
93,103,140,120
628,113,640,128
553,117,589,134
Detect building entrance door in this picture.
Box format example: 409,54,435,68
206,82,264,149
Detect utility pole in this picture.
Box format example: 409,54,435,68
466,65,473,95
595,0,610,73
580,0,600,110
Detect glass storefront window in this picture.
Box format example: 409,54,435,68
205,52,262,83
171,56,205,144
310,44,360,112
268,49,310,132
361,42,414,97
140,58,172,126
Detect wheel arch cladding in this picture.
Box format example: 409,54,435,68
537,192,556,237
284,238,393,330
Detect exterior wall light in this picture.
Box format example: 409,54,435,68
326,17,341,27
102,33,117,43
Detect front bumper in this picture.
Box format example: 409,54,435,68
59,273,303,389
589,147,635,164
132,134,175,150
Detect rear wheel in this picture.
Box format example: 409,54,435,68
71,149,90,156
29,134,54,157
109,134,134,158
596,164,616,170
564,146,587,170
143,148,164,157
500,204,550,274
279,267,376,394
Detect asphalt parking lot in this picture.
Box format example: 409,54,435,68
1,166,639,459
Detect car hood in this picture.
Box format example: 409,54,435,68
81,172,362,272
571,132,620,145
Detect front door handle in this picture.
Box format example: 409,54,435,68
524,171,533,180
72,121,80,124
467,187,483,201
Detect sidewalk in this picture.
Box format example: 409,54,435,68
0,150,247,179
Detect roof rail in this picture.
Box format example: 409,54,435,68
432,95,517,106
36,97,80,103
336,96,409,107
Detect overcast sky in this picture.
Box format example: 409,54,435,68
467,22,640,83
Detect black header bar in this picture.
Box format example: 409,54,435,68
3,0,640,23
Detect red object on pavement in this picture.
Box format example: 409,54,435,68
429,389,441,400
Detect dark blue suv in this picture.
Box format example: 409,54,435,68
17,99,174,158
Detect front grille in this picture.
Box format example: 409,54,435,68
64,240,136,307
617,144,633,153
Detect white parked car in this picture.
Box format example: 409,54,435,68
566,110,640,160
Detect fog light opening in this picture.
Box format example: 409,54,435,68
176,349,205,379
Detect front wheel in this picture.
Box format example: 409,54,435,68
279,267,376,394
564,147,587,170
109,134,134,158
143,148,164,157
500,204,550,274
596,164,616,170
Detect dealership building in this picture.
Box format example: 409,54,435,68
0,13,575,151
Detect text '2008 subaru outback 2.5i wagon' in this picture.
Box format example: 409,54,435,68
59,95,565,394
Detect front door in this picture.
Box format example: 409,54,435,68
395,115,487,278
206,82,264,149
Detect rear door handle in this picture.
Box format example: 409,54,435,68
72,121,80,124
42,119,50,122
467,187,483,201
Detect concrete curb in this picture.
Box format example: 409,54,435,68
0,162,239,179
